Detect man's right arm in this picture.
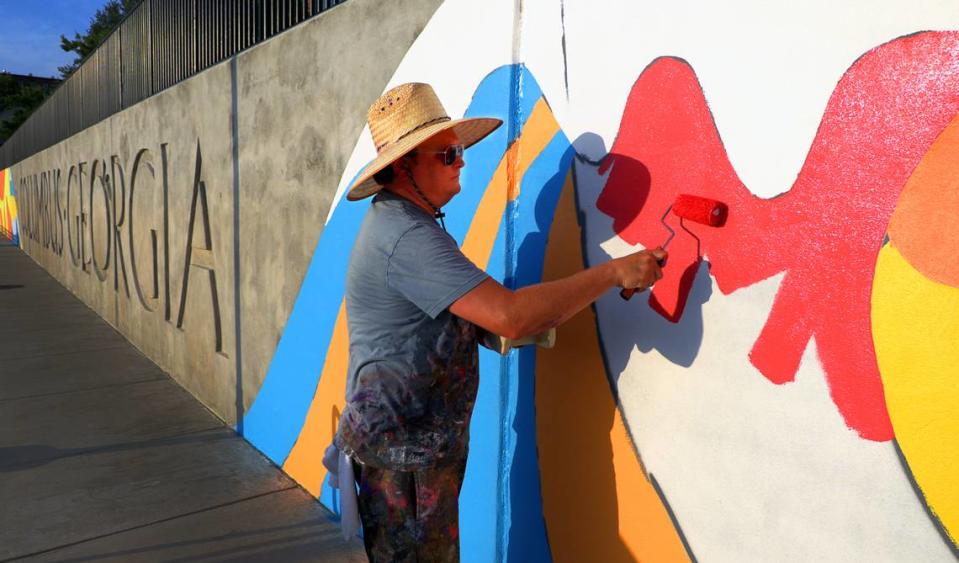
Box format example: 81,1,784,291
450,248,666,340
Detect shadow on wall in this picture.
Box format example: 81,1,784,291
521,137,633,562
573,131,710,381
508,136,574,563
534,130,693,562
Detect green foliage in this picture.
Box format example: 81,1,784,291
0,0,140,144
58,0,140,78
0,75,51,143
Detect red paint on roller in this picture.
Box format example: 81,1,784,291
619,194,728,300
672,194,727,227
597,31,959,441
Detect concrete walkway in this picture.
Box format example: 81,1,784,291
0,243,365,562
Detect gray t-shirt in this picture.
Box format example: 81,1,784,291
335,190,489,470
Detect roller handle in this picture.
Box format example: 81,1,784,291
619,256,667,301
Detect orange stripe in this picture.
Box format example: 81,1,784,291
537,171,689,562
461,98,560,268
281,301,350,495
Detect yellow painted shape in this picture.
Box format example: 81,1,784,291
8,174,16,221
0,169,7,230
887,112,959,286
281,97,561,496
461,98,560,268
537,171,689,562
0,169,15,236
872,243,959,544
281,301,350,496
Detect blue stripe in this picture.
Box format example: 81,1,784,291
456,65,550,563
503,133,573,563
241,193,369,462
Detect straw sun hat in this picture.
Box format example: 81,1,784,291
346,83,503,201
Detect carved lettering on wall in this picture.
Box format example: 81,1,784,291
66,165,80,266
17,139,227,356
17,169,64,257
161,143,172,323
128,148,160,312
176,141,224,354
111,155,131,297
79,161,92,274
89,159,112,283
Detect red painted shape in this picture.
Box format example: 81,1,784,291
597,32,959,441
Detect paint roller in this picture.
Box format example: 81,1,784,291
620,194,729,300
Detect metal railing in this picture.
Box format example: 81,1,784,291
0,0,346,170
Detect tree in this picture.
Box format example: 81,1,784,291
0,1,140,143
58,0,140,78
0,75,51,143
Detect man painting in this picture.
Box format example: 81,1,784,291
333,83,665,562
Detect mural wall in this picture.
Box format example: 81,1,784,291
0,168,18,245
250,1,958,561
8,0,958,561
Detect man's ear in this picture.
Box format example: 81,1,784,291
396,152,416,176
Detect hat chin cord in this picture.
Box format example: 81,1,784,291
401,161,447,231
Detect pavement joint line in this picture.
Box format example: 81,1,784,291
1,424,232,472
0,296,81,302
0,301,86,307
96,423,236,445
0,293,89,300
0,343,133,362
0,321,121,337
0,485,303,562
0,300,90,309
0,371,168,403
0,279,81,287
0,312,92,323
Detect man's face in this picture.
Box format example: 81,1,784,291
406,129,465,207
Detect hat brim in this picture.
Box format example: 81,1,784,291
346,116,503,201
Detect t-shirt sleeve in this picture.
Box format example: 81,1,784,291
387,223,490,318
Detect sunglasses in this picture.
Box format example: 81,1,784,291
423,144,464,166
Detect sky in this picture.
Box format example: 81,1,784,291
0,0,109,78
